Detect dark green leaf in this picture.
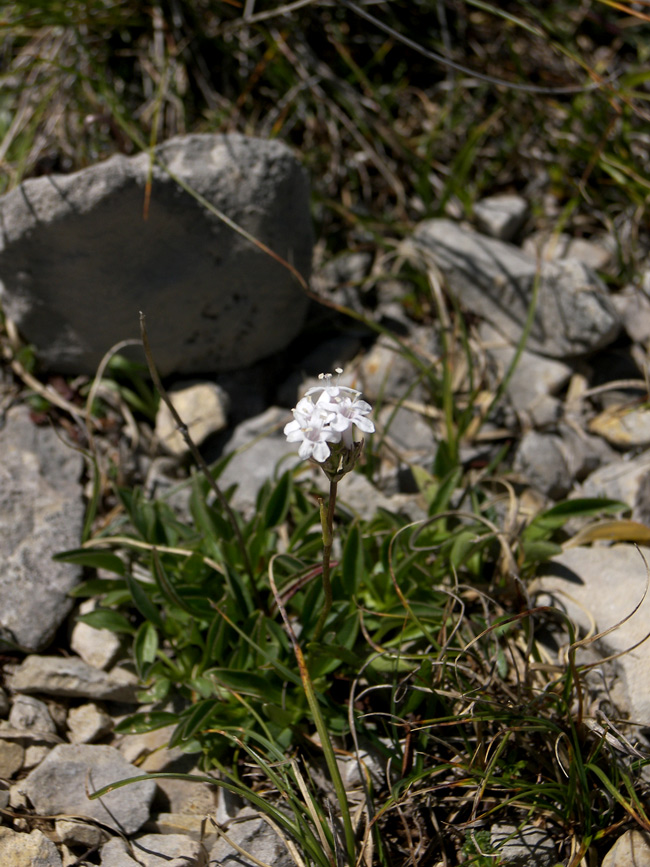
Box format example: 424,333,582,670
106,353,149,376
126,572,164,629
432,441,458,480
263,471,293,529
136,677,172,704
429,467,463,515
342,522,364,592
169,700,222,746
76,609,134,634
263,702,301,728
102,589,134,607
306,642,360,670
114,711,178,735
152,550,195,615
68,578,126,598
190,478,231,545
134,621,159,673
53,548,126,575
208,669,284,704
520,539,563,564
449,529,480,568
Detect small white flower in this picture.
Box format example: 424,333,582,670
285,370,374,464
330,393,375,431
283,397,341,462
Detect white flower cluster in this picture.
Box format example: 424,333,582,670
284,370,375,463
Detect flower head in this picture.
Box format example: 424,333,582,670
285,369,375,477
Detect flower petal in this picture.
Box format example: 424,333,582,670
312,440,332,462
353,415,375,433
329,414,353,432
283,420,301,435
298,440,315,459
286,429,306,443
295,396,315,413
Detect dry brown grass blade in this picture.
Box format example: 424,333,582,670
565,520,650,548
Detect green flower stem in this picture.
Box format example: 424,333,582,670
268,559,355,866
297,639,356,866
313,479,338,642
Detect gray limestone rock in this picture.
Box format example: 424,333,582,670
578,451,650,521
67,703,114,744
312,250,373,293
406,219,620,358
589,406,650,448
490,823,557,867
514,422,615,499
7,655,139,702
117,724,181,767
101,834,204,867
314,468,421,523
473,193,528,241
513,431,571,499
0,739,25,778
209,810,295,867
523,230,614,270
21,744,156,834
534,544,650,726
217,406,301,517
602,829,650,867
146,814,217,850
0,134,312,376
23,744,50,771
9,695,57,735
155,381,230,456
55,819,105,848
70,600,123,670
480,322,572,421
0,826,62,867
378,405,436,465
101,838,141,866
127,833,203,867
357,330,435,404
557,422,617,482
612,284,650,344
0,406,84,651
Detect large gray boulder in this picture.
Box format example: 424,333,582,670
0,406,84,651
0,134,312,376
406,219,620,358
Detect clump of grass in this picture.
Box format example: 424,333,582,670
60,457,649,864
54,318,646,865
